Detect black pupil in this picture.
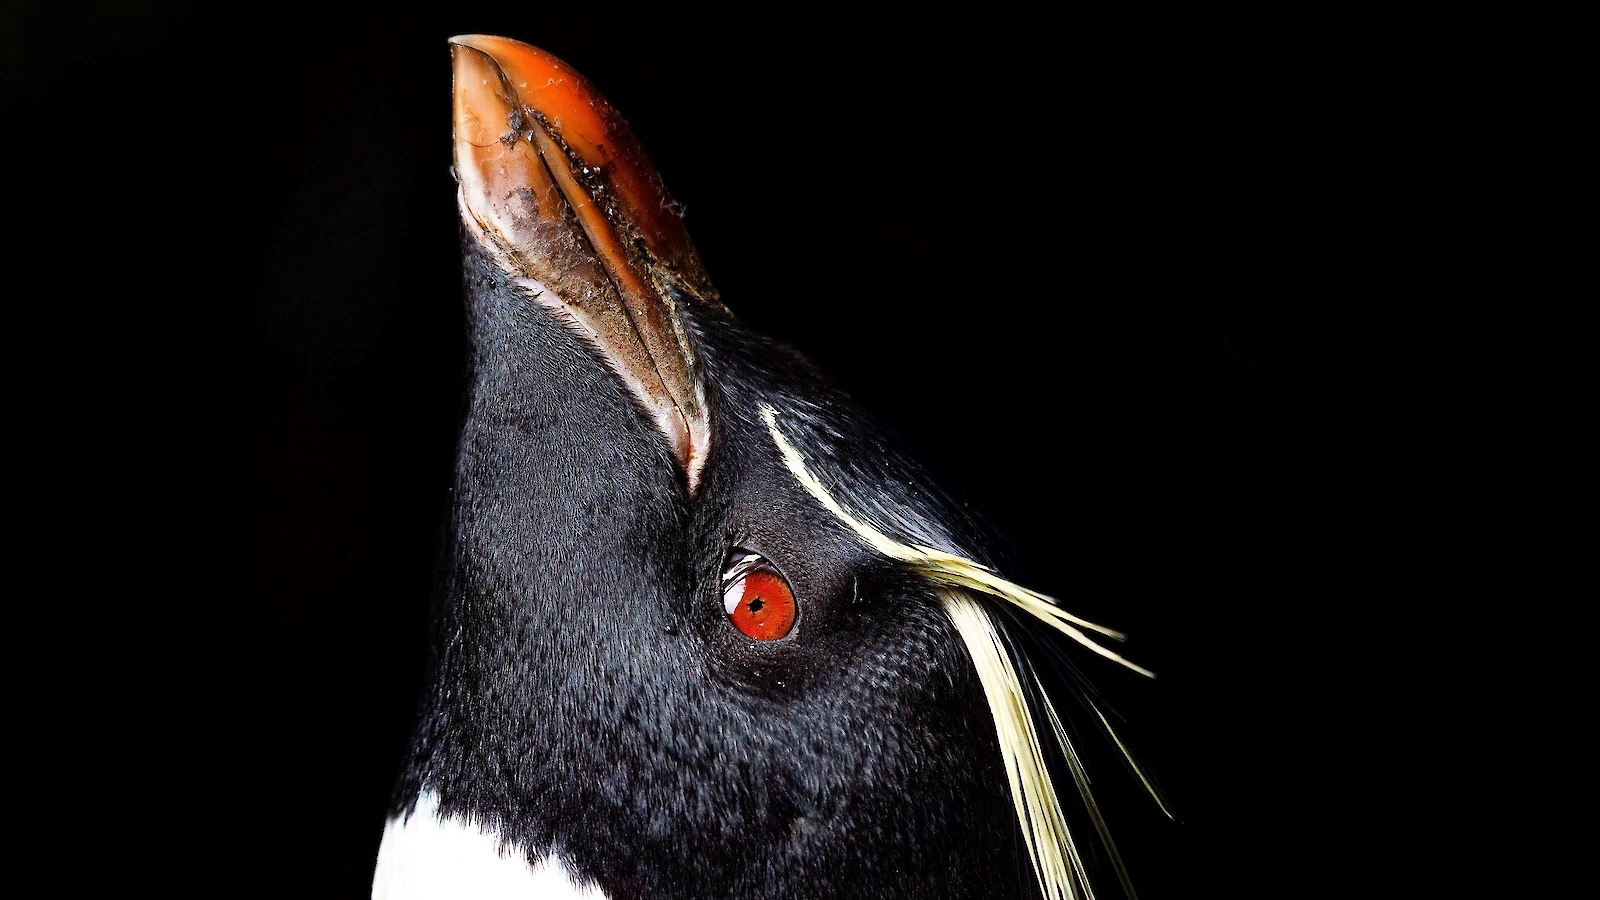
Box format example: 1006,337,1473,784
747,596,765,613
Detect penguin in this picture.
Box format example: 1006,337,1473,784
373,34,1164,900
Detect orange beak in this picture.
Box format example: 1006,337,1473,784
450,35,720,493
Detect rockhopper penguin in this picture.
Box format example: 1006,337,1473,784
373,34,1165,900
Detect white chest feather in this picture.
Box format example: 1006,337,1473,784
372,792,609,900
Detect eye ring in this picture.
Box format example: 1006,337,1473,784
721,549,797,641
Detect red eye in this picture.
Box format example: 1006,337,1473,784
723,561,796,641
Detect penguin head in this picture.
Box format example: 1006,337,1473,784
383,35,1157,900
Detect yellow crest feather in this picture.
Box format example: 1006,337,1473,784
761,405,1157,899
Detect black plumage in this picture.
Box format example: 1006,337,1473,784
380,34,1159,900
390,237,1026,897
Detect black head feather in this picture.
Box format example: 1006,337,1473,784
390,239,1033,898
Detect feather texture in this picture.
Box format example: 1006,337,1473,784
762,403,1157,899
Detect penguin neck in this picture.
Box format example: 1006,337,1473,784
373,791,611,900
391,245,696,823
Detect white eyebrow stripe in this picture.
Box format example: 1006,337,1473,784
758,404,1152,678
759,402,1164,900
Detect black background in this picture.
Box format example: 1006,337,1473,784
7,3,1515,897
